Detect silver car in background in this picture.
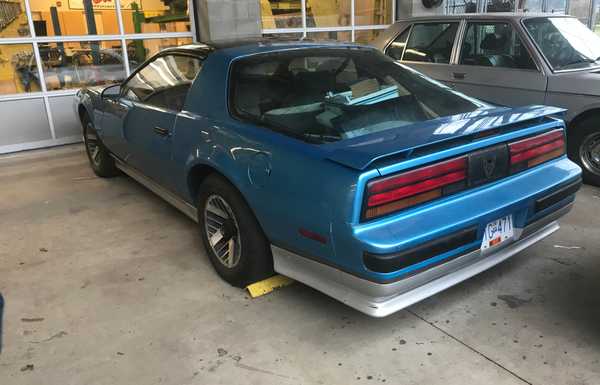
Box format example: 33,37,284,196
373,14,600,186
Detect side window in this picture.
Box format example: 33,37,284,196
122,54,203,111
403,22,459,64
386,28,410,60
459,22,537,70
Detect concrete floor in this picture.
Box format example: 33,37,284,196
1,145,599,385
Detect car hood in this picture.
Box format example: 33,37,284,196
323,105,565,171
547,69,600,97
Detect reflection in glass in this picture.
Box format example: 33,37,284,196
126,37,192,70
0,44,40,94
262,32,303,40
518,0,543,12
261,0,302,29
122,0,190,34
29,0,119,35
486,0,515,12
306,0,350,28
0,0,29,37
447,0,478,13
354,29,383,44
524,17,600,71
355,0,392,26
307,31,351,42
39,40,127,91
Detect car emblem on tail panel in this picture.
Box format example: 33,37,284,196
483,155,497,179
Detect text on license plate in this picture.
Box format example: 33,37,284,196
481,215,514,251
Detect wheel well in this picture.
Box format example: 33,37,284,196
187,164,220,203
568,108,600,135
78,104,88,124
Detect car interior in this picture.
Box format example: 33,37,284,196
232,52,479,143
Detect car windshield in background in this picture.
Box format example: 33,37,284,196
524,17,600,71
230,49,482,144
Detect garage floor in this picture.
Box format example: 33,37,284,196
1,145,599,385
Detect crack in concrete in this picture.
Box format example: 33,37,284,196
408,309,533,385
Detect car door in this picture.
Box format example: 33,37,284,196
116,53,204,189
385,20,461,87
450,19,547,106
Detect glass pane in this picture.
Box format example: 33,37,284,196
447,0,478,13
355,0,393,26
262,32,303,39
230,49,481,144
0,43,41,94
0,0,30,37
126,37,193,70
354,29,383,44
385,28,410,60
306,30,351,41
460,22,536,70
545,0,567,13
486,0,515,12
519,0,543,12
404,23,459,63
122,0,190,34
40,40,126,91
260,0,302,29
29,0,119,35
306,0,350,28
123,54,202,110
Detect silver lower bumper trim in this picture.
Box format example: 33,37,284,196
273,203,572,317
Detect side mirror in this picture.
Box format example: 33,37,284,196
101,84,121,99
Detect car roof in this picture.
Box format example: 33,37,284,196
160,37,367,56
394,12,575,22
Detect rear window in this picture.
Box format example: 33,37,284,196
230,48,482,144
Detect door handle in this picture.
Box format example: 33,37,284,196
153,126,171,137
452,72,466,80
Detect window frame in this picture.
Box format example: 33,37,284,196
120,50,207,112
520,16,600,74
455,18,544,73
387,20,463,66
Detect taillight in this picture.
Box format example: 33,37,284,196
509,129,565,173
363,156,467,220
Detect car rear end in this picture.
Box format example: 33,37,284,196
274,108,581,317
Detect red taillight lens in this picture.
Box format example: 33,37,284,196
364,157,467,220
509,129,565,172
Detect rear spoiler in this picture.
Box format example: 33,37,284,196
324,105,566,171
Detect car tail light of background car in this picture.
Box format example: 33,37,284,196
362,129,566,221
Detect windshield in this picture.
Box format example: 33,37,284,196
524,17,600,71
230,48,482,144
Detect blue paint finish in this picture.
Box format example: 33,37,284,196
76,41,582,284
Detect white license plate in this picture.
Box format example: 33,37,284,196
481,215,514,251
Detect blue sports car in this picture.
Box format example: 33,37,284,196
74,39,582,317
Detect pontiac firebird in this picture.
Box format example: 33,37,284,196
74,39,581,317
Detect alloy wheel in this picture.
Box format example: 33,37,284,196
580,132,600,176
204,194,242,268
85,122,102,167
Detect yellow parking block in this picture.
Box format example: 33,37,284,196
246,275,295,298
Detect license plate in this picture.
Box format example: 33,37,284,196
481,215,514,251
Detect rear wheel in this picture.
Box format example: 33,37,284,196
198,174,273,287
82,113,119,178
569,116,600,186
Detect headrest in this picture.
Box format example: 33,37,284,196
481,33,507,51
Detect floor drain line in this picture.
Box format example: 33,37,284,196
407,309,533,385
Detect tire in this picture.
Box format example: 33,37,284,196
568,116,600,187
197,174,274,288
82,113,119,178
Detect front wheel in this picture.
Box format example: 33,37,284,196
82,114,119,178
569,118,600,186
198,174,273,287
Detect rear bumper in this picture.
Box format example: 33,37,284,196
273,202,572,317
